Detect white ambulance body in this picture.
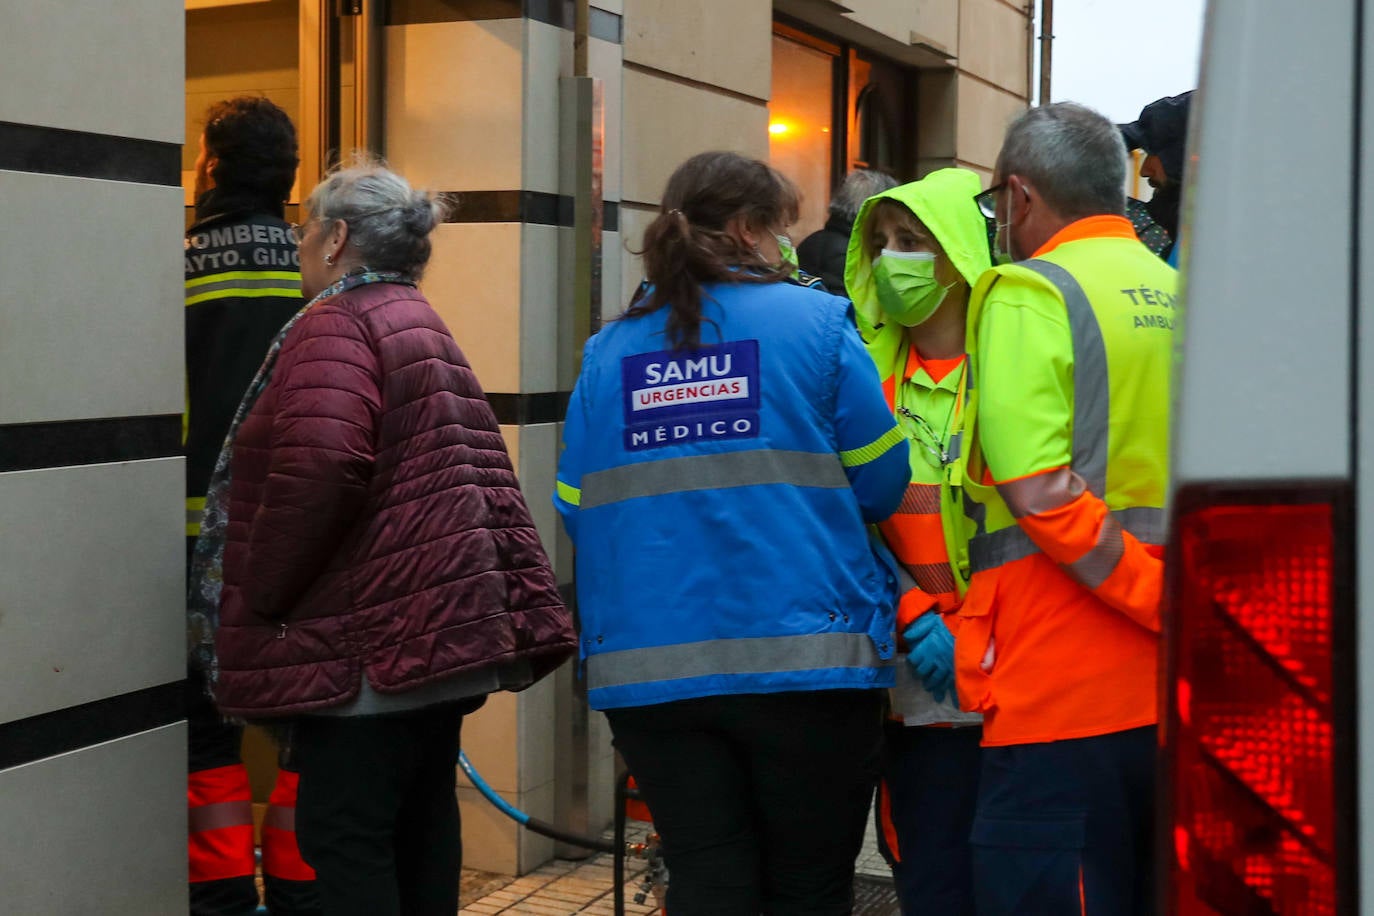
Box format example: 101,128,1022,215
1165,0,1368,912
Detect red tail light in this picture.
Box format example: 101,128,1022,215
1165,485,1353,916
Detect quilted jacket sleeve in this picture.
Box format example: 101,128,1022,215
243,306,380,620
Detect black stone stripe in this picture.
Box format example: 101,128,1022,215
387,0,624,43
0,121,180,187
0,415,182,473
488,392,572,425
0,681,185,772
443,190,619,231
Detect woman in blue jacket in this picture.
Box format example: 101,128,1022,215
555,151,909,915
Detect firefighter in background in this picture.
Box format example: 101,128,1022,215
950,102,1175,915
184,96,317,916
842,169,991,915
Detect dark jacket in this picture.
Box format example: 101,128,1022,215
185,193,302,540
214,282,575,717
796,215,854,296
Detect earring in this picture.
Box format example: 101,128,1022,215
324,253,335,266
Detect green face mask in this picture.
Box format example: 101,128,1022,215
776,234,799,274
872,249,955,327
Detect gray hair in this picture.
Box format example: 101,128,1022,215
997,102,1126,219
829,169,899,224
306,155,446,279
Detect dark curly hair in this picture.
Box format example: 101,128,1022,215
202,97,299,202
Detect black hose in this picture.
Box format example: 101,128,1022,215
458,750,617,854
524,815,618,855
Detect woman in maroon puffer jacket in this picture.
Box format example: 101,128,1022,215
210,159,575,916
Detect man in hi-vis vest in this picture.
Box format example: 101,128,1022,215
951,103,1176,915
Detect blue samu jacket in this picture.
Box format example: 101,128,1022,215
554,279,910,710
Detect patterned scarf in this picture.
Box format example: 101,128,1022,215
187,269,411,689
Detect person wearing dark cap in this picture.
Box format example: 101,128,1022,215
1120,91,1193,259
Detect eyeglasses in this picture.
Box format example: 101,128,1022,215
896,405,953,468
973,183,1007,220
288,220,312,244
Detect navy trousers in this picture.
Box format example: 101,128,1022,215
875,721,982,916
970,726,1156,916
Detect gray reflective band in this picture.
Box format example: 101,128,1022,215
1066,514,1126,589
1114,506,1166,545
187,506,202,527
188,800,254,834
587,632,889,691
580,449,849,510
263,806,297,832
968,525,1039,572
968,506,1166,573
1021,260,1110,496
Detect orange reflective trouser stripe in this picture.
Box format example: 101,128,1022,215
188,764,255,883
263,768,317,882
877,778,901,864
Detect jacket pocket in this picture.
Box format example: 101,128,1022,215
954,567,999,712
970,815,1086,915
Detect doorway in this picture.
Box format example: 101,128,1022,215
183,0,383,222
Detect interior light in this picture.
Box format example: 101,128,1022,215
769,122,790,136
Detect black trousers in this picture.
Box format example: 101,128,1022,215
971,726,1156,916
875,722,982,916
292,700,481,916
606,690,884,916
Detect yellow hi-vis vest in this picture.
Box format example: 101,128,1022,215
956,216,1176,745
963,225,1175,568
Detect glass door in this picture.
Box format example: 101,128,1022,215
184,0,382,222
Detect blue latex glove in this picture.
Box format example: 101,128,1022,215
903,612,956,704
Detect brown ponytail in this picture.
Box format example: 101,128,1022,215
626,151,799,350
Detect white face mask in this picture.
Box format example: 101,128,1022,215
993,221,1014,265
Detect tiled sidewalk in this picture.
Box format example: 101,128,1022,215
457,815,898,915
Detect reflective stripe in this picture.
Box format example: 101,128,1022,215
999,467,1086,519
187,496,206,537
556,480,582,507
185,269,300,289
907,561,958,596
969,506,1166,573
580,449,849,510
262,806,297,832
587,632,887,691
186,285,303,306
968,525,1039,572
1066,513,1126,589
188,800,254,834
1020,260,1110,496
839,424,904,467
896,482,941,515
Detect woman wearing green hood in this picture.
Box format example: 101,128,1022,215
843,167,991,916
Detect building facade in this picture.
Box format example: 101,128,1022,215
0,0,1030,899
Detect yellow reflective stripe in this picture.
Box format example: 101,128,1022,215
187,497,206,537
182,374,189,446
186,286,302,306
840,425,905,468
185,270,301,289
556,480,582,507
